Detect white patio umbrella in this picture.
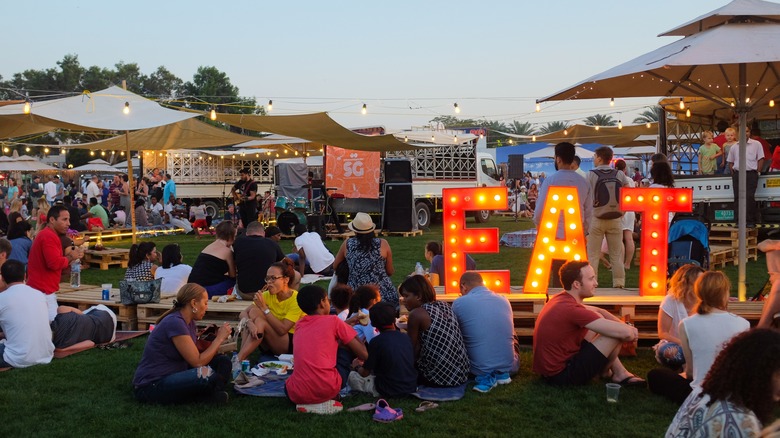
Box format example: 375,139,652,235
538,0,780,300
71,158,121,173
523,145,596,159
0,155,58,172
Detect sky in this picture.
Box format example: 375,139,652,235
2,0,724,132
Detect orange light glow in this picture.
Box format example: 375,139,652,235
524,186,587,293
442,187,510,294
620,187,693,296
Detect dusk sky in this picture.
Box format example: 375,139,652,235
3,0,724,131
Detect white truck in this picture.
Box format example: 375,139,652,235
675,173,780,224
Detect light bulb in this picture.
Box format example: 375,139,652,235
361,103,367,115
101,151,106,156
44,148,49,154
594,125,600,131
646,122,651,128
770,99,776,108
123,101,130,115
121,151,125,156
532,135,536,142
610,98,615,107
535,102,541,112
268,100,273,111
210,108,216,120
25,147,30,152
431,135,435,142
2,147,8,153
679,98,685,109
404,136,408,143
23,101,31,114
453,135,458,143
686,108,691,117
90,151,95,156
618,120,623,129
454,103,460,113
564,129,568,135
508,139,513,144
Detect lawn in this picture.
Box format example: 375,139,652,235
1,215,771,437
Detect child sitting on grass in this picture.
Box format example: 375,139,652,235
285,285,368,415
348,284,381,343
329,284,353,321
348,302,418,398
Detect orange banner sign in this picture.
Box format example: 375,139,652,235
325,146,381,199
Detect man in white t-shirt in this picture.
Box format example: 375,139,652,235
726,126,765,227
43,176,58,204
149,196,164,225
85,175,102,205
164,197,193,233
0,260,55,368
290,224,334,276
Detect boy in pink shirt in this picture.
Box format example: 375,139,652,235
285,285,367,414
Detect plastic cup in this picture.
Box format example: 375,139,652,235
606,383,621,403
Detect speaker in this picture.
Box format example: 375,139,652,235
508,154,525,180
307,214,327,239
384,159,413,184
382,184,415,232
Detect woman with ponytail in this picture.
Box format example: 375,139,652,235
133,283,233,404
124,241,159,281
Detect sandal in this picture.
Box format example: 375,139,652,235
415,401,439,412
613,374,646,387
347,403,376,412
373,399,403,422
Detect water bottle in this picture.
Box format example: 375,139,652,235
70,260,81,288
231,352,241,379
415,262,424,276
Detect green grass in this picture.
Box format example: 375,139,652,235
3,216,770,436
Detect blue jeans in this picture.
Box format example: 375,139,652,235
134,355,231,404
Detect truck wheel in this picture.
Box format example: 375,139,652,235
203,201,220,218
415,202,432,229
474,209,491,223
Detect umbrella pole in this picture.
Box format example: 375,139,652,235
737,63,747,301
126,131,137,244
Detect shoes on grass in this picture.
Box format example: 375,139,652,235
210,391,229,405
373,399,403,422
473,373,497,393
494,372,512,385
296,400,343,415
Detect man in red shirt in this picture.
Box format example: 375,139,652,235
533,260,643,386
27,205,85,322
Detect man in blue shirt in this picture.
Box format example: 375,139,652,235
162,173,176,208
452,271,519,393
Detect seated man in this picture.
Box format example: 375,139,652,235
82,197,109,230
51,304,118,349
757,239,780,328
148,196,164,226
232,221,285,300
533,260,644,386
285,285,367,414
452,271,519,393
0,260,55,368
164,196,193,234
287,224,334,276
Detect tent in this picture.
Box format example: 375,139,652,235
533,124,659,146
71,158,121,173
0,155,58,172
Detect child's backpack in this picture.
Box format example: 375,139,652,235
591,168,623,220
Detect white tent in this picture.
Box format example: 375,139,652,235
523,145,596,159
71,158,121,173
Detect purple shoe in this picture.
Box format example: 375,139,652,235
373,399,403,423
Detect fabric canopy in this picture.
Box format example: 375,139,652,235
532,124,658,146
523,145,596,159
61,118,260,151
660,0,780,36
215,112,418,151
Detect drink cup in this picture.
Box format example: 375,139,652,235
606,383,621,403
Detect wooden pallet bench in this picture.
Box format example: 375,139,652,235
709,226,758,249
83,248,130,270
137,299,250,329
55,286,138,330
710,245,736,268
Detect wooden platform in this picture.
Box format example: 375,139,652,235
81,228,133,242
381,229,423,237
55,285,138,330
83,248,130,270
326,231,355,240
137,299,250,329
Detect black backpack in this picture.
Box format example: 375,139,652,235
591,168,623,220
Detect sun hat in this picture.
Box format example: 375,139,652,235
348,212,376,234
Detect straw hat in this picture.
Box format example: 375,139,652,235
348,212,376,234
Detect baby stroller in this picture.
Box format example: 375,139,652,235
667,214,710,278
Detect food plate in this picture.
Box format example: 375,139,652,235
259,361,293,375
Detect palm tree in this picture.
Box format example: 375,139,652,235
583,114,617,127
632,107,660,124
538,121,570,134
507,121,536,136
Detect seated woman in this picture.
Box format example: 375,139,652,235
399,274,470,388
652,264,704,370
124,242,159,281
187,221,236,298
666,329,780,436
648,271,749,405
134,199,149,228
424,241,475,288
154,244,193,295
237,258,302,361
132,283,233,404
7,220,33,265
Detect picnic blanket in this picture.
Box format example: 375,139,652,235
233,376,288,397
54,330,148,359
300,274,332,285
412,383,467,401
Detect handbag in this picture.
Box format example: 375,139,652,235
119,278,162,305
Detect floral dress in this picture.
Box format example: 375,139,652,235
345,237,397,308
417,301,470,387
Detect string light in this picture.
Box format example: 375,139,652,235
679,98,685,109
101,151,106,156
646,122,651,128
431,134,435,142
610,98,615,107
535,102,541,112
123,102,130,115
532,135,536,142
770,99,775,108
43,147,49,154
618,120,623,129
210,107,217,121
594,125,600,131
686,108,691,117
23,101,31,114
454,103,460,113
563,129,568,135
454,135,458,143
268,100,273,112
25,147,30,152
361,103,367,115
90,151,95,156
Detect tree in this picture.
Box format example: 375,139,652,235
144,66,184,100
538,121,570,134
507,121,536,136
110,62,147,94
183,66,258,115
583,114,617,127
429,115,482,128
633,107,660,124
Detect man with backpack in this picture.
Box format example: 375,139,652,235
586,147,634,288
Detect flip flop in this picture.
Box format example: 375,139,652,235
415,401,439,412
347,403,376,412
614,374,646,387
